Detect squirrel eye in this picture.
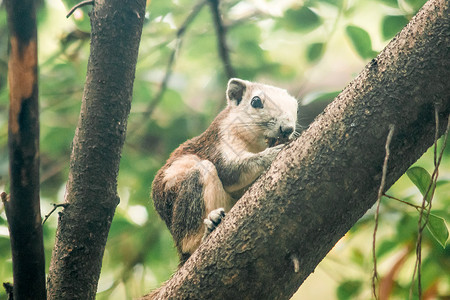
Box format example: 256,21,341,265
250,96,263,109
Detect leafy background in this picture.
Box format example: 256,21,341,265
0,0,448,299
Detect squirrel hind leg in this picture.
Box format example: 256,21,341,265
171,159,233,264
171,170,205,257
178,207,226,266
202,208,226,241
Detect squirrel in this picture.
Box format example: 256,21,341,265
152,78,298,265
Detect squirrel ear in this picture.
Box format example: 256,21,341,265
226,78,247,106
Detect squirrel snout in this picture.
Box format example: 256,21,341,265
279,125,294,137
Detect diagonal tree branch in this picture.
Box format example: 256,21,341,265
3,0,46,298
143,0,450,298
46,0,147,299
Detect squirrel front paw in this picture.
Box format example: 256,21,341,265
202,208,226,241
259,144,284,165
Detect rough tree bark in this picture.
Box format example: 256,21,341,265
2,0,46,298
46,0,146,299
144,0,450,298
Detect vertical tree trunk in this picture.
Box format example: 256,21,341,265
46,1,146,299
3,0,46,298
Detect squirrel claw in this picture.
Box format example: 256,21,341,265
202,208,226,241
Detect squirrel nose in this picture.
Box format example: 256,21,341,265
280,125,294,137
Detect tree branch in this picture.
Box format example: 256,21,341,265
143,0,206,118
411,109,450,297
3,0,46,298
208,0,237,79
143,0,450,298
66,0,94,18
47,0,147,299
128,0,207,137
42,203,69,225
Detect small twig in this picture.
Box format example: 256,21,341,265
147,0,207,114
410,111,450,299
127,0,207,138
66,0,94,18
382,193,423,210
372,124,395,300
42,203,69,225
208,0,237,79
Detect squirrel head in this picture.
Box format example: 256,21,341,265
223,78,298,152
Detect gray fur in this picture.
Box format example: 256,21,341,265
152,78,298,265
171,170,204,243
216,145,283,194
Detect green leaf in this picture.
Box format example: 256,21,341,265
337,280,362,300
281,7,322,32
377,240,398,258
426,214,449,248
406,166,435,202
404,0,427,11
378,0,399,7
316,0,343,7
159,89,185,115
436,179,450,188
345,25,376,59
306,42,325,63
382,15,409,40
147,0,173,21
350,248,365,266
395,214,417,242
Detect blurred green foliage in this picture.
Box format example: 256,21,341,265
0,0,448,299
